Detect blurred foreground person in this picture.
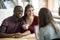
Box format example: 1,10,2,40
37,8,60,40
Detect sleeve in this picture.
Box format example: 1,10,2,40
28,16,38,33
34,16,38,25
19,20,29,33
28,26,34,33
0,20,8,33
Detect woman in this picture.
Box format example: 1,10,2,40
20,4,38,36
38,8,60,40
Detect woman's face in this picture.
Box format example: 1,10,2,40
26,7,34,17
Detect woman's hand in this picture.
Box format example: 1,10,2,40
22,24,29,30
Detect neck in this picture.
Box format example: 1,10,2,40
26,16,34,19
13,15,19,22
26,16,34,24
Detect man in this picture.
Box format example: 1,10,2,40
0,6,23,38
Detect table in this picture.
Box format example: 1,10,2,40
0,34,36,40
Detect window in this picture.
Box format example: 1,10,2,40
52,0,60,16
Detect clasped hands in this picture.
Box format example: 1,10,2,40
12,33,23,38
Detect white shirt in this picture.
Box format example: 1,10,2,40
34,25,39,40
35,23,60,40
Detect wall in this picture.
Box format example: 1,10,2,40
0,9,13,25
31,0,39,16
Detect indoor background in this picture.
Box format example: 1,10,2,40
0,0,60,25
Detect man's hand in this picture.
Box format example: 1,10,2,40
14,33,23,38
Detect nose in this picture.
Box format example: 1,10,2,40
19,14,22,18
30,11,32,14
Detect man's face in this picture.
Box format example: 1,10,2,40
14,7,23,18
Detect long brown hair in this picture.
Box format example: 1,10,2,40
58,7,60,16
39,8,59,34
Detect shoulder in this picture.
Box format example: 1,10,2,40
2,16,13,24
21,16,25,20
34,16,38,19
39,23,53,32
33,16,38,25
34,16,38,21
1,16,13,26
3,16,13,22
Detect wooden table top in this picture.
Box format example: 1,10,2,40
0,34,36,40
